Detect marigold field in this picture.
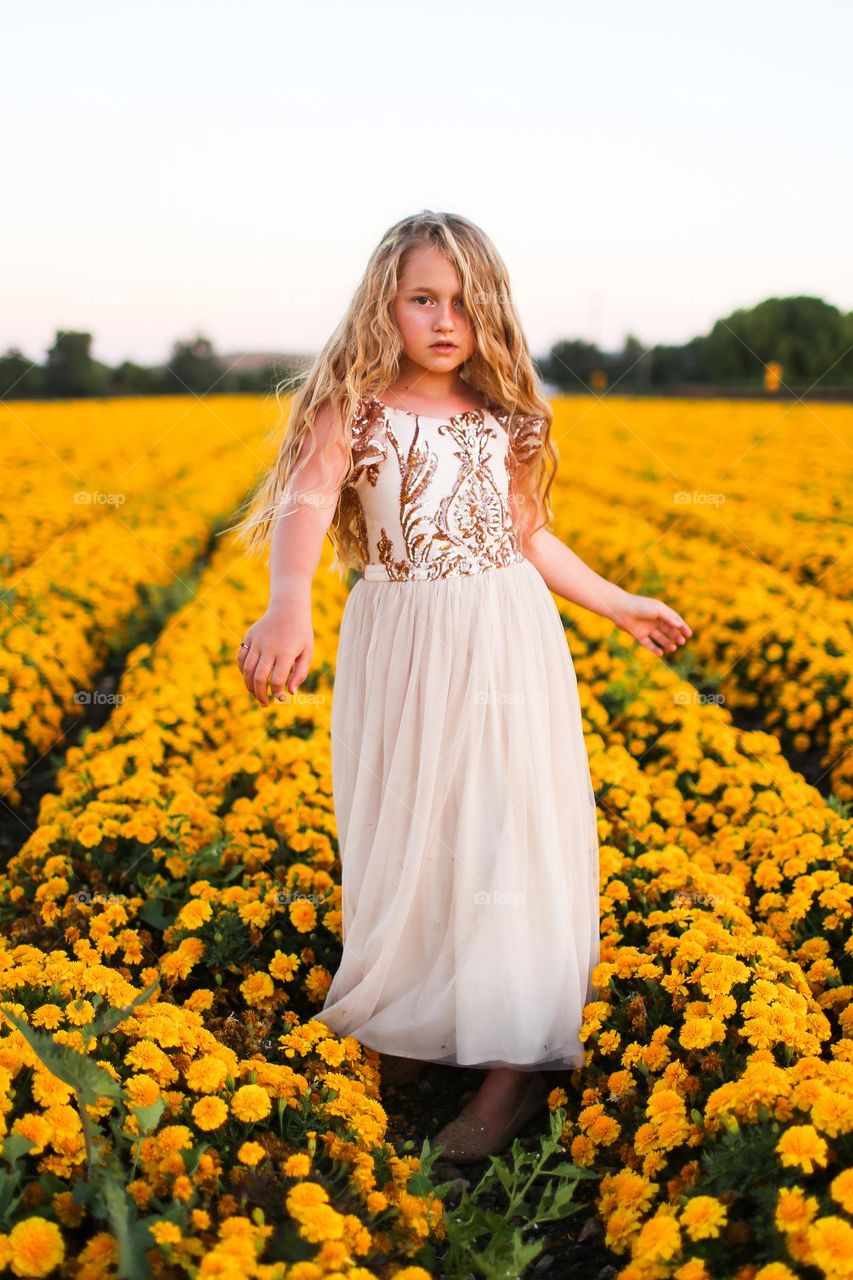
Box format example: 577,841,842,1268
0,393,851,1280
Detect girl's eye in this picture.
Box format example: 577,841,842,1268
413,296,465,309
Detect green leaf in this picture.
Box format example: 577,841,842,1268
0,1133,35,1165
129,1098,165,1135
0,1009,121,1106
102,1177,153,1280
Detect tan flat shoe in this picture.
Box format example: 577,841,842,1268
431,1071,550,1163
379,1052,427,1087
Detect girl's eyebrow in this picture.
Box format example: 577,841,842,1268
406,286,461,295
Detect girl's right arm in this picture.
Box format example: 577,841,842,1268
237,402,349,707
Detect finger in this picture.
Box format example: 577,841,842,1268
241,647,262,696
269,654,296,702
236,641,252,672
252,660,276,707
657,620,687,645
649,627,677,652
657,605,692,637
287,647,313,695
640,634,663,657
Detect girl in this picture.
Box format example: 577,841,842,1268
233,211,691,1164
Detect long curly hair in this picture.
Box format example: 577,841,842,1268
224,210,557,579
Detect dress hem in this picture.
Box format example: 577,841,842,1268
341,1031,589,1074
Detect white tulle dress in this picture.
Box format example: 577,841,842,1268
319,394,601,1071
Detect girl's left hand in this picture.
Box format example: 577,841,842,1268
609,591,692,657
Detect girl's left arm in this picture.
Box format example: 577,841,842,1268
522,525,692,658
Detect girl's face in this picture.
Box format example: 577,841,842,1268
392,243,476,376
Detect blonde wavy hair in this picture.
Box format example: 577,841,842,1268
225,210,557,579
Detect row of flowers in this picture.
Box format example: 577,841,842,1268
0,395,277,807
548,469,853,801
548,395,852,597
0,395,273,574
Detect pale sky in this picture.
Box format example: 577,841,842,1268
3,0,851,368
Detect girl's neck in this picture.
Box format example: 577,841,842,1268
382,374,480,414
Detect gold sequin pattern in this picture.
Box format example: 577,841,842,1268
346,396,546,582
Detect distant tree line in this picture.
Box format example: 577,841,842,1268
539,296,853,394
2,296,852,401
0,335,294,401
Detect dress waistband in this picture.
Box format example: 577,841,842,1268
361,553,526,583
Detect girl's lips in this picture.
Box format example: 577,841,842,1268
431,343,456,350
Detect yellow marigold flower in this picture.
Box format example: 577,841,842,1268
159,936,205,981
231,1083,272,1123
304,965,332,1001
679,1017,724,1050
192,1096,228,1131
808,1215,853,1275
316,1039,346,1068
186,1054,229,1094
647,1089,686,1120
603,1204,642,1252
587,1113,620,1145
811,1089,853,1139
76,824,103,848
287,1182,329,1209
150,1222,182,1245
830,1168,853,1214
12,1114,52,1154
51,1192,84,1229
240,972,275,1006
243,898,275,928
393,1270,435,1279
283,1153,312,1178
41,1105,81,1142
291,1203,345,1244
124,1074,161,1108
65,999,95,1026
672,1261,710,1280
289,899,317,932
31,1004,64,1031
176,899,213,930
776,1125,828,1174
156,1125,193,1154
634,1210,682,1261
775,1186,819,1233
570,1134,595,1166
680,1195,727,1241
7,1217,65,1277
366,1191,388,1213
269,951,300,982
237,1141,266,1166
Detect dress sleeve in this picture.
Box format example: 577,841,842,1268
509,413,547,464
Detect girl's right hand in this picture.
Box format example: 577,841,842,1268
236,601,314,707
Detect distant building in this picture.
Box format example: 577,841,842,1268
218,351,316,374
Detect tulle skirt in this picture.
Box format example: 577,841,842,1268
319,557,601,1071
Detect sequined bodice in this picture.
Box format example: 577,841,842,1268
346,396,546,583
